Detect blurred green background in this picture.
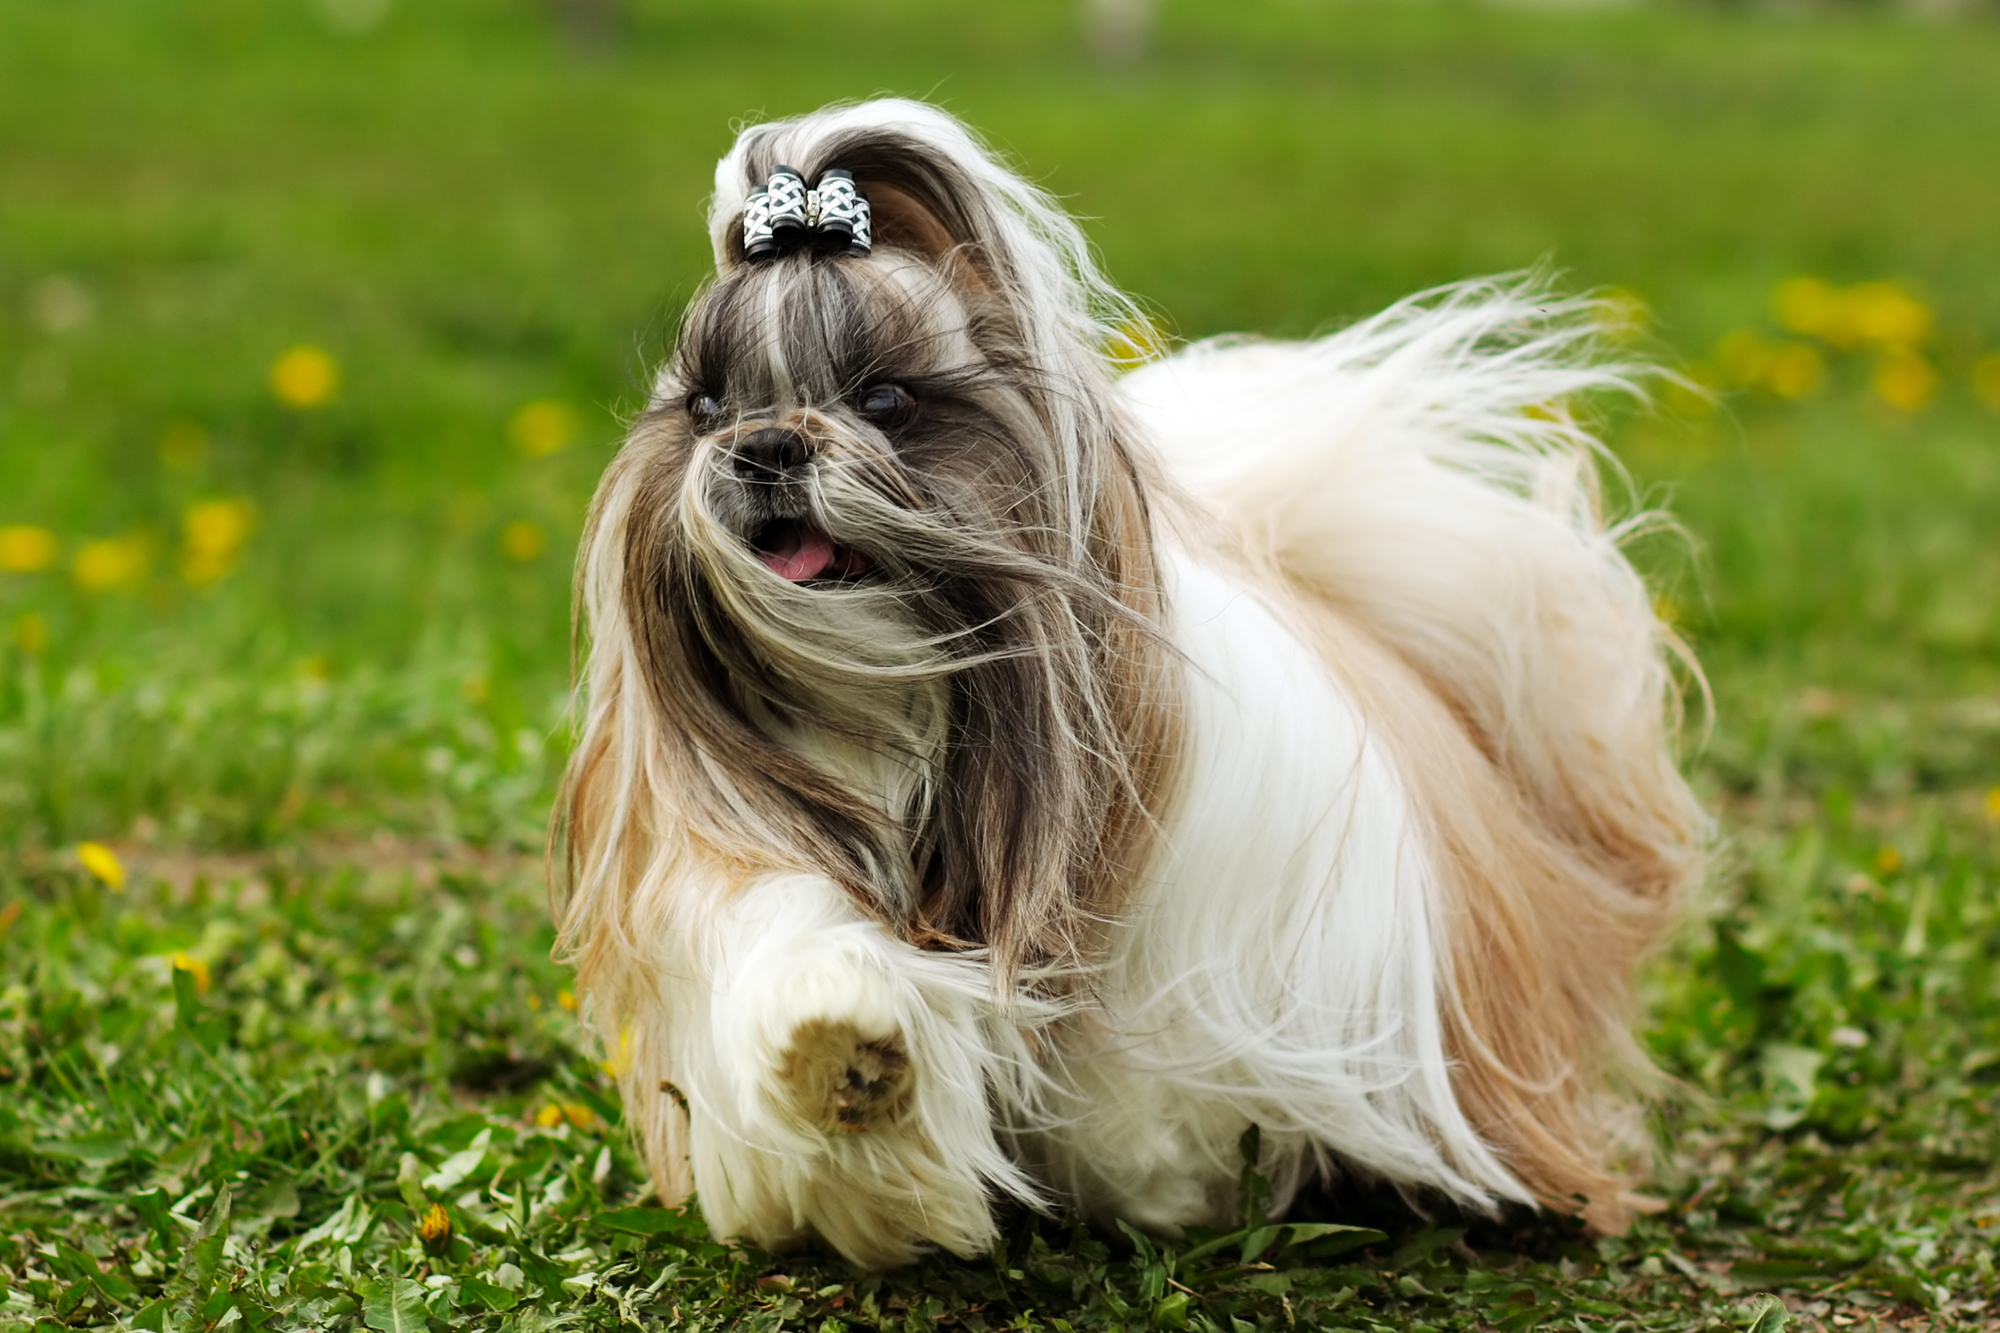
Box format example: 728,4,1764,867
3,0,1998,853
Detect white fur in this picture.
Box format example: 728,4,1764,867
563,101,1700,1268
1026,548,1530,1228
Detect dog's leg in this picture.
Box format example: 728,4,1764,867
661,873,1041,1269
755,951,916,1137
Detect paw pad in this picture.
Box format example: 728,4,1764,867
776,1018,915,1135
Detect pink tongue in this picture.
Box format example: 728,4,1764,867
759,522,836,582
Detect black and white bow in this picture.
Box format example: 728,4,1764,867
742,166,873,261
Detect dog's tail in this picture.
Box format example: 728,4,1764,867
1118,277,1709,1230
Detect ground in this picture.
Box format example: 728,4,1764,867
3,1,2000,1329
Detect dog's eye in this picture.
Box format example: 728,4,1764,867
858,383,917,428
686,392,724,431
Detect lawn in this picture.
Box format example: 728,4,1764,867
4,0,2000,1328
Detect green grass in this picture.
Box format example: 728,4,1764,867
4,0,2000,1328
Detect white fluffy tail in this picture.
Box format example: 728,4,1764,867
1121,278,1707,1227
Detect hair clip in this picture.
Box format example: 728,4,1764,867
742,166,872,263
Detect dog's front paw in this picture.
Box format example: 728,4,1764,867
738,944,918,1140
776,1017,914,1135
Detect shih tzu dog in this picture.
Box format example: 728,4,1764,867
553,99,1706,1269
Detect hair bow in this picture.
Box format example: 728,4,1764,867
742,167,873,262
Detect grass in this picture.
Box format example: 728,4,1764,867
4,0,2000,1328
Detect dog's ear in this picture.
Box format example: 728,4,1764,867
861,182,965,266
852,177,1000,299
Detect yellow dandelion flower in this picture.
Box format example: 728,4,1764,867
180,498,256,586
1873,348,1940,413
1594,287,1650,342
14,614,47,655
76,841,126,891
557,989,578,1012
171,952,212,994
1715,330,1775,388
1662,371,1716,419
602,1025,633,1079
0,525,58,573
508,400,579,457
72,535,149,592
1843,281,1932,349
417,1203,453,1256
1874,847,1902,876
1106,316,1167,366
1763,342,1826,400
1972,354,2000,412
532,1102,597,1130
1985,787,2000,822
500,520,546,562
1773,276,1841,340
158,420,210,472
270,345,340,410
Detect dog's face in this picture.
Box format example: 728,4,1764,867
659,244,1062,609
567,132,1177,981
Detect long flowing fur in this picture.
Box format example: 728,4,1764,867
552,98,1707,1268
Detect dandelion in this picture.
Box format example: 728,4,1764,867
1843,281,1932,349
508,400,579,457
1593,287,1650,342
500,520,546,562
602,1025,633,1079
1715,330,1774,388
1715,332,1821,400
1106,315,1167,366
1875,847,1902,876
417,1203,453,1257
14,614,47,655
158,420,210,471
270,345,340,409
1662,370,1717,419
1985,787,2000,822
1764,343,1825,400
72,535,149,591
1873,348,1940,413
76,842,126,891
1973,354,2000,412
534,1102,600,1131
171,952,212,994
1773,276,1842,340
557,989,578,1012
179,498,256,586
0,525,58,573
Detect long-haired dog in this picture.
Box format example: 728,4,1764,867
553,99,1706,1269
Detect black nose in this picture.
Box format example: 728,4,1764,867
732,428,811,478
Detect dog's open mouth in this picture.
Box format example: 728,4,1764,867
752,519,870,583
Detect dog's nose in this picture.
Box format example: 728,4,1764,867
732,428,812,478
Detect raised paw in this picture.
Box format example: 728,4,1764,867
776,1018,915,1136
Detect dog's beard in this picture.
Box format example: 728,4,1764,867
593,249,1175,982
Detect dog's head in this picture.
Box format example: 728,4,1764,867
559,101,1178,984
